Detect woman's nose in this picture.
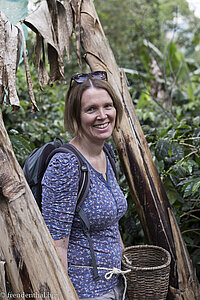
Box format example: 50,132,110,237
97,108,107,119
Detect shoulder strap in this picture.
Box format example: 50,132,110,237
103,142,118,179
61,144,90,208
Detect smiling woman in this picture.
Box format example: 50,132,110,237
64,73,123,138
80,87,116,145
41,71,128,299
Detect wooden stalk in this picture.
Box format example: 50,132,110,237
0,109,79,300
79,0,200,299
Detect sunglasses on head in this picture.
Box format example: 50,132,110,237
69,71,107,88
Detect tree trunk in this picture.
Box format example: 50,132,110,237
0,109,78,299
79,0,200,299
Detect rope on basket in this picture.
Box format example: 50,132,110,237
105,267,131,300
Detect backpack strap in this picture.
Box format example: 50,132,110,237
76,206,99,281
103,142,118,180
60,144,90,208
45,143,99,281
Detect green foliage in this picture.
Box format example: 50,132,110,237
127,32,200,275
9,129,35,164
95,0,162,69
134,97,200,276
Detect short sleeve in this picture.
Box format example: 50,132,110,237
42,152,79,240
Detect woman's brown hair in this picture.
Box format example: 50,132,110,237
64,78,123,137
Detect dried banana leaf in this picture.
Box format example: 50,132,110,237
24,0,73,84
3,19,21,110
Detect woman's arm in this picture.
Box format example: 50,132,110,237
54,236,69,273
119,230,125,250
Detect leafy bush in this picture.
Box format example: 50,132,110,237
131,81,200,276
144,119,200,274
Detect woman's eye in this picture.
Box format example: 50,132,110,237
105,103,113,108
87,106,95,112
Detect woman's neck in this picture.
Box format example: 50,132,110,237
70,136,104,159
70,136,107,179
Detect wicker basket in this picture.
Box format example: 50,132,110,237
122,245,171,300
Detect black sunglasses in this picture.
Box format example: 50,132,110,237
69,71,107,88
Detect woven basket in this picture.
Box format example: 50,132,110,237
122,245,171,300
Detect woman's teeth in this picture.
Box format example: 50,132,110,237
94,123,108,129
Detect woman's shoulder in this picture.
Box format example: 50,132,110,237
45,151,80,176
50,151,79,164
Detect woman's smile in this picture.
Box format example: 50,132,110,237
93,122,110,129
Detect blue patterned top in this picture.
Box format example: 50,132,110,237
42,148,127,298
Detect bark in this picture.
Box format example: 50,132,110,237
0,260,9,300
0,12,6,104
78,0,200,299
0,109,79,299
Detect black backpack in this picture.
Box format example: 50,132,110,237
23,138,117,281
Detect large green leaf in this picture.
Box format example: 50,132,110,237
155,138,171,161
163,177,182,205
192,180,200,195
9,133,35,166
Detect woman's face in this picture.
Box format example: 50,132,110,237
80,87,116,143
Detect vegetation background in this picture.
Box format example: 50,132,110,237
2,0,200,278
